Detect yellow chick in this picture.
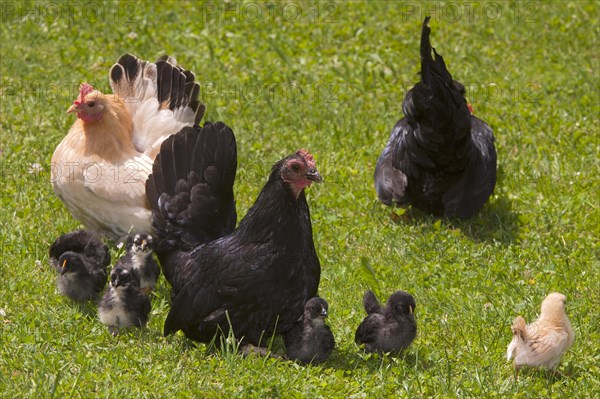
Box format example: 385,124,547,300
507,292,575,377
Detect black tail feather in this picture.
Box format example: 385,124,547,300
419,16,434,88
155,57,205,123
183,70,204,124
401,17,472,170
419,17,461,106
146,122,237,256
156,60,174,109
363,290,382,314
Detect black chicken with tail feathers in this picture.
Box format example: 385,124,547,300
375,17,496,218
146,122,322,346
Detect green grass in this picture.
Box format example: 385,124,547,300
1,0,599,397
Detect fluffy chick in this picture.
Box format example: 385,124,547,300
284,297,335,364
98,265,151,335
49,230,109,302
115,234,160,293
507,292,575,377
355,290,417,354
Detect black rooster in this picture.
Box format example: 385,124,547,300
374,17,496,218
145,122,322,346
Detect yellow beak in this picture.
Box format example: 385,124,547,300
62,259,67,269
67,104,79,114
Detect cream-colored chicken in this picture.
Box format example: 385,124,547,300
506,292,575,377
51,54,204,241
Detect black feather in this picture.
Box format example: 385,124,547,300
363,290,382,314
156,60,173,108
109,53,204,124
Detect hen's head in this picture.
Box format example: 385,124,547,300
67,83,108,123
279,149,322,198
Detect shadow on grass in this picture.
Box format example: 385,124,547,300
448,195,521,245
386,194,520,245
515,364,581,382
326,346,433,372
384,166,522,244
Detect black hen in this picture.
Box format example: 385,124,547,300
355,290,417,354
374,17,496,218
284,297,335,364
48,230,110,302
146,122,322,345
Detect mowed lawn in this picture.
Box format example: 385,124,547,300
1,1,598,397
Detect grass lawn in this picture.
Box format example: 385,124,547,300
1,0,598,397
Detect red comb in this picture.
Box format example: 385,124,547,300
75,83,94,104
296,149,316,168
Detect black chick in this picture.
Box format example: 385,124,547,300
98,265,151,335
374,17,496,218
355,290,417,354
48,230,110,302
115,233,160,293
145,122,322,346
284,297,335,364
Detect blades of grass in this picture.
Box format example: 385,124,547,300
359,256,381,300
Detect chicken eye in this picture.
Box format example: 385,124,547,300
88,101,96,107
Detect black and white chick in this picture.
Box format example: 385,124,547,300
355,290,417,354
284,297,335,364
49,230,110,302
98,265,151,335
115,233,160,294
